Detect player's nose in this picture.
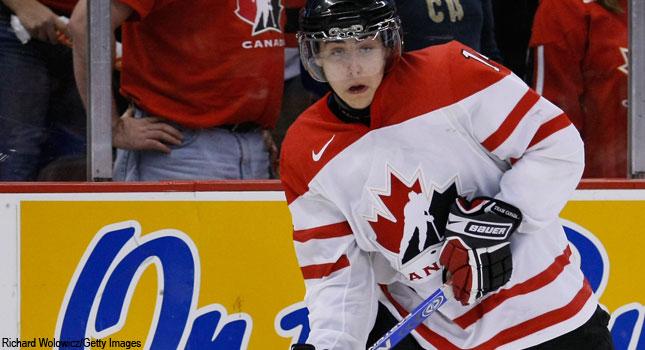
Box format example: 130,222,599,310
346,56,363,76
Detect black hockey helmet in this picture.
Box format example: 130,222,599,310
297,0,402,82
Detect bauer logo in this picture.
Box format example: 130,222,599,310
235,0,282,35
464,222,510,237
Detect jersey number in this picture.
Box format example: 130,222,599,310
462,49,500,72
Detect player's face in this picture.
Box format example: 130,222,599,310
318,36,387,109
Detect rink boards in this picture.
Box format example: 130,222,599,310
0,182,643,349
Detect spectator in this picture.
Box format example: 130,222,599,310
397,0,501,57
529,0,628,178
69,0,284,181
0,0,86,181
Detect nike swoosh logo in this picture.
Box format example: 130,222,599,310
312,134,336,162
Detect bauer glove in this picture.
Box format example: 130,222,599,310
439,197,522,305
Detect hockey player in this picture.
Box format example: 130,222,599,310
280,0,614,349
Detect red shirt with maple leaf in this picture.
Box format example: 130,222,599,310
116,0,285,129
530,0,628,178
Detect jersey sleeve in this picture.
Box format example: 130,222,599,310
454,48,584,234
280,144,380,349
528,0,588,132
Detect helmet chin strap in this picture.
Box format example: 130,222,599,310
328,92,371,126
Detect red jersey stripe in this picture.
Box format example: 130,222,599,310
475,280,593,349
455,245,573,329
482,90,541,152
301,255,350,280
293,222,353,243
381,278,593,350
506,114,570,166
528,113,573,149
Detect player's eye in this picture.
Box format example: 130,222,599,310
358,43,381,57
330,48,346,56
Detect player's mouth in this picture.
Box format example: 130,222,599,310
348,84,368,94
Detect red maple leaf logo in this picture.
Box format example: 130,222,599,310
368,170,424,254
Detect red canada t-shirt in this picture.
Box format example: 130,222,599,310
118,0,285,129
530,0,628,178
39,0,78,15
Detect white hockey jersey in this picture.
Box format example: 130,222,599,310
279,41,597,350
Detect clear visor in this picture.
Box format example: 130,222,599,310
298,24,402,82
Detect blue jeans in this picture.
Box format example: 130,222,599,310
113,108,271,181
0,13,86,181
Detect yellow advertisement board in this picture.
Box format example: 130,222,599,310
14,192,645,349
560,199,645,350
20,200,304,349
561,200,643,311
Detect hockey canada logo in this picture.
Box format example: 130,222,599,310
235,0,282,35
366,167,458,266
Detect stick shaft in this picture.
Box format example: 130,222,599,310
368,286,448,350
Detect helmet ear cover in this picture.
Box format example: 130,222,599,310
297,0,402,82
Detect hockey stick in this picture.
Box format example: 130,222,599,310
368,285,450,350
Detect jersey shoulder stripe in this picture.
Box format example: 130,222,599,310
482,89,541,152
528,113,572,149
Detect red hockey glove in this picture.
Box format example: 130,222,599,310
439,197,522,305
